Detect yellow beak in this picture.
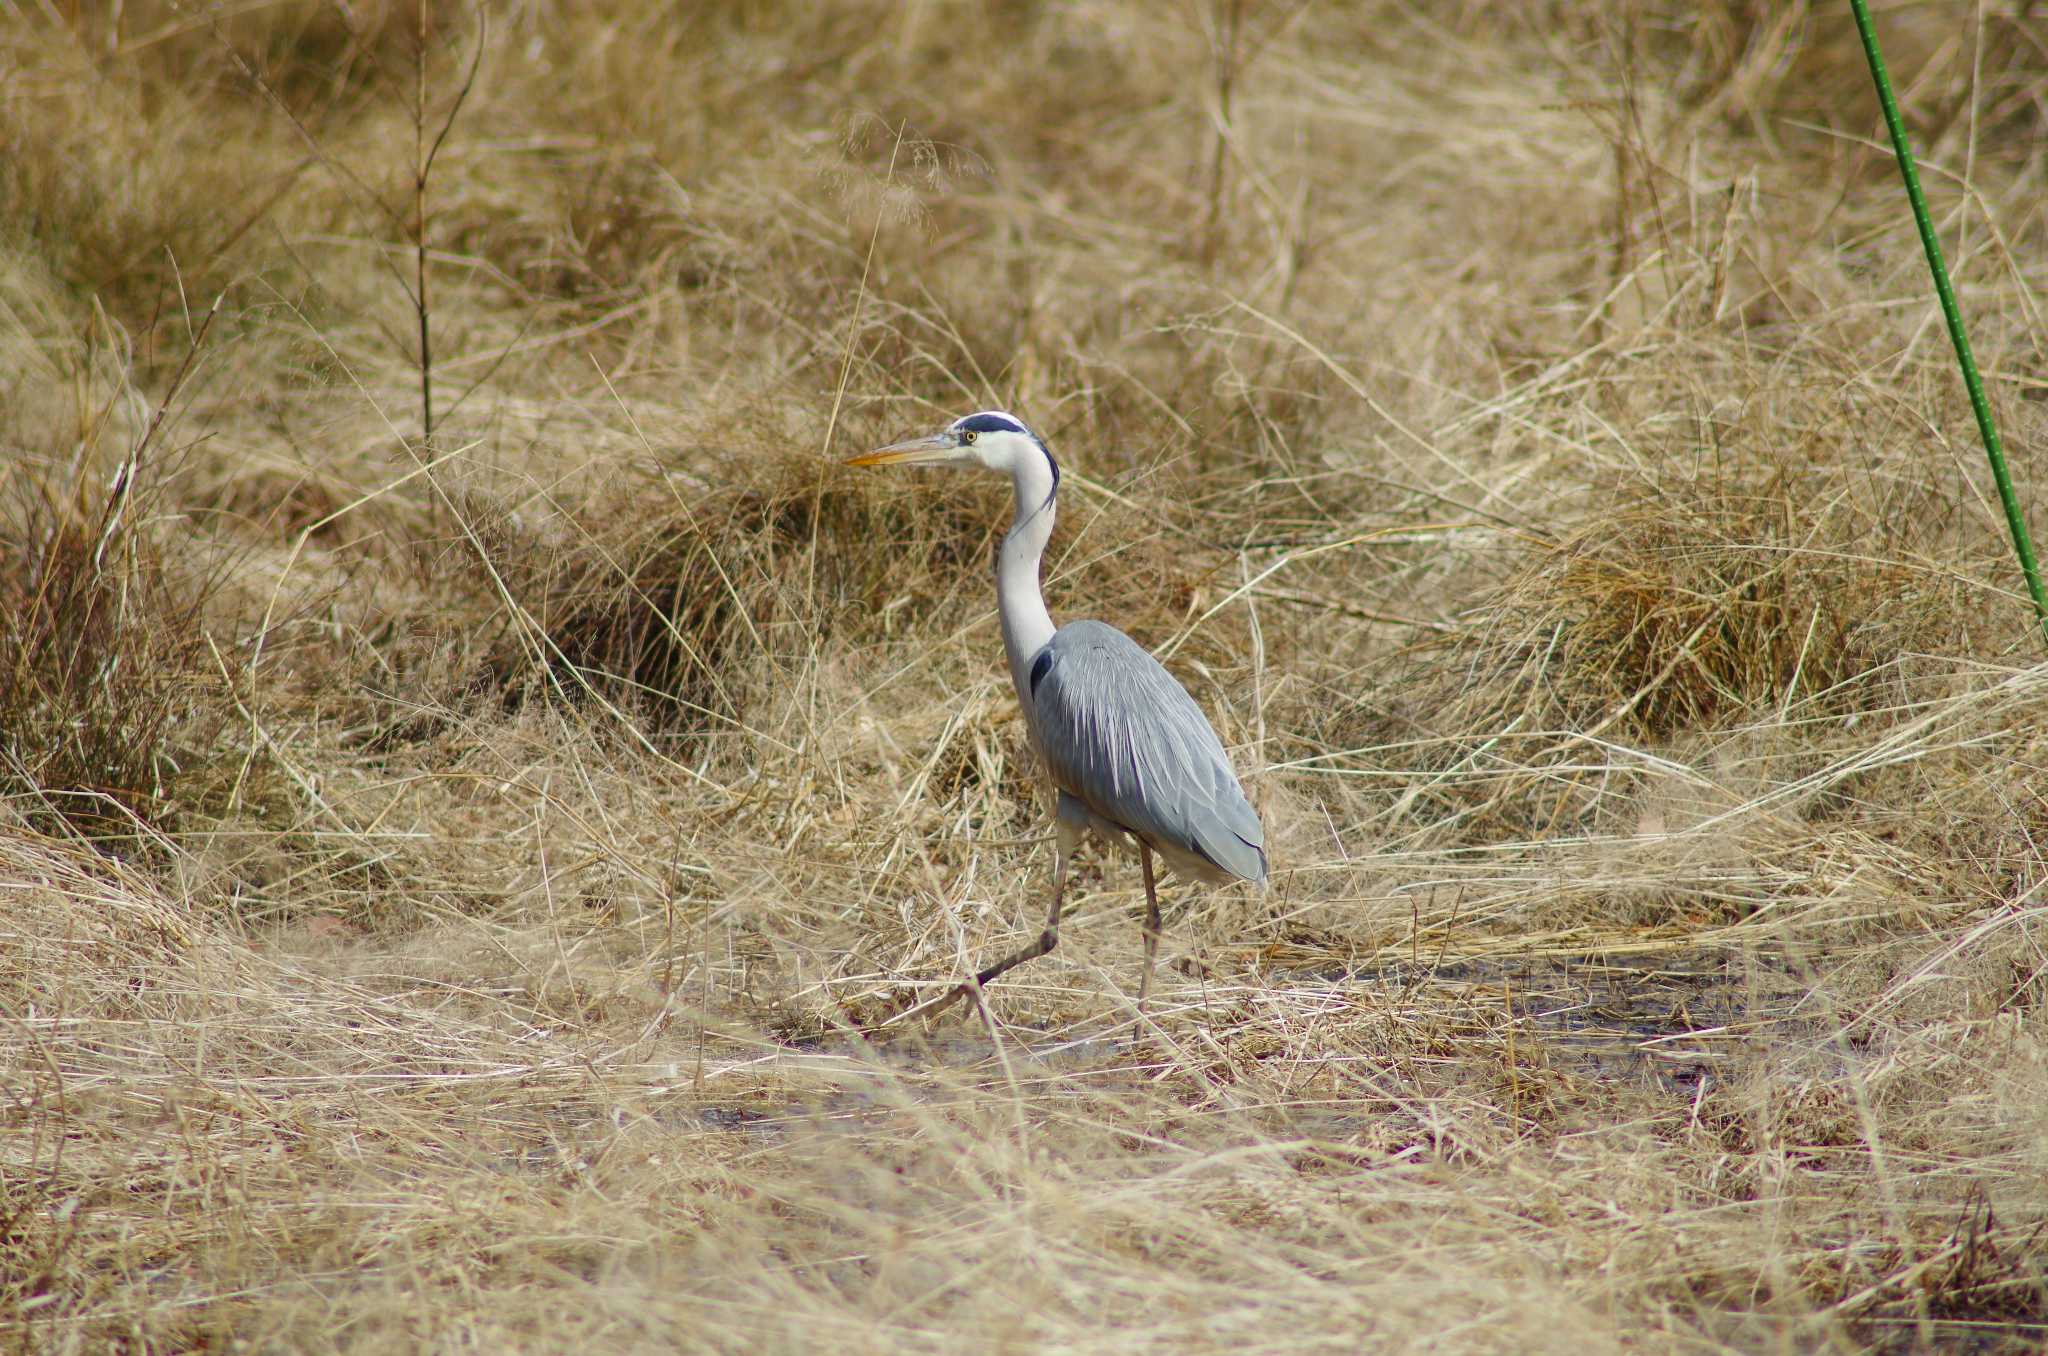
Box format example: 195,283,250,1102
843,432,959,467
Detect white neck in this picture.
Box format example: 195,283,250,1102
996,449,1058,706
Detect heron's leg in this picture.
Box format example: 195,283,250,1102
1137,843,1162,1013
890,814,1079,1026
968,814,1080,990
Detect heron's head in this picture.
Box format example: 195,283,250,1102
845,411,1056,486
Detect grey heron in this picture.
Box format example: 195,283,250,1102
846,411,1267,1018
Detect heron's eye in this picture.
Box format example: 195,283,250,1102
961,430,977,445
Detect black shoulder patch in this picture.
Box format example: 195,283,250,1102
1028,648,1054,696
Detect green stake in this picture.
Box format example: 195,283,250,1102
1848,0,2048,644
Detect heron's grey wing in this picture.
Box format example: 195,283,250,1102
1027,620,1267,883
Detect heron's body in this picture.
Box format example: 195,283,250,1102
846,410,1266,1015
1027,620,1267,886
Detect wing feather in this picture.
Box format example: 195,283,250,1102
1027,620,1267,883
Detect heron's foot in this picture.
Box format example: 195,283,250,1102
880,979,976,1028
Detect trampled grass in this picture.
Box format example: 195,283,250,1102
4,2,2047,1351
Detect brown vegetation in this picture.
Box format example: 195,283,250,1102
4,1,2047,1350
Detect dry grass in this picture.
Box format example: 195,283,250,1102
4,1,2048,1350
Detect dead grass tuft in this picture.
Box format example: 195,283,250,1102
1464,452,1985,744
0,437,231,846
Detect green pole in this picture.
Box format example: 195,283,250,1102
1848,0,2048,643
